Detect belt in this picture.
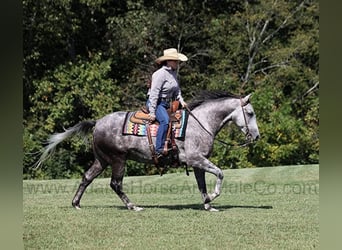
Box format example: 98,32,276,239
159,97,174,102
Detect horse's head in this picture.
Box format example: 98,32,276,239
231,94,260,142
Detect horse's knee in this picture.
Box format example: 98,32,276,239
218,170,224,180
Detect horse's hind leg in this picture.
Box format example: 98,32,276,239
72,158,105,209
110,155,143,211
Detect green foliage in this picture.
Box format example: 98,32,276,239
30,54,121,130
24,54,122,178
24,0,319,179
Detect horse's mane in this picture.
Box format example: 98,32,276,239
187,90,242,110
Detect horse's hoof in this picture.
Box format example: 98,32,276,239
127,203,144,211
208,207,219,212
204,203,219,212
133,206,144,212
72,203,81,210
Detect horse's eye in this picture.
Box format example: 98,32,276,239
247,111,254,116
244,107,254,116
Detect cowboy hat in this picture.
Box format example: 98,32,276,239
155,48,188,64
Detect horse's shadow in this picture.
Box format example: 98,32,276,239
61,204,273,211
113,203,273,211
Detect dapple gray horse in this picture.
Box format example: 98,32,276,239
36,91,260,211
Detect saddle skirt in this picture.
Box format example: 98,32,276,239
122,110,188,138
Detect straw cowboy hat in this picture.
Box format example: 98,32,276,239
155,48,188,64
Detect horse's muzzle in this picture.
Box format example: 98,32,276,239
242,133,259,147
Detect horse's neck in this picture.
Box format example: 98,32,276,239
193,99,239,135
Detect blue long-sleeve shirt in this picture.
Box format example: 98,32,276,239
148,65,184,116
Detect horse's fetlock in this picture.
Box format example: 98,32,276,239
72,200,80,209
126,203,135,210
204,197,211,204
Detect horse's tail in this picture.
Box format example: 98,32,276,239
34,120,96,169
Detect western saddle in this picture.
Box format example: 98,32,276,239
129,101,183,175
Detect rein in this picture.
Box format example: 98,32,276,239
185,101,253,148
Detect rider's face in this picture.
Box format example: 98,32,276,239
167,60,179,70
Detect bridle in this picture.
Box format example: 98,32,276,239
240,98,252,142
185,98,255,148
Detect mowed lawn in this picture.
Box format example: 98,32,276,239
23,165,319,249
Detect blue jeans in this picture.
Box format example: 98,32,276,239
147,100,170,153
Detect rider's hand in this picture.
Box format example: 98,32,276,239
181,101,188,109
148,114,156,122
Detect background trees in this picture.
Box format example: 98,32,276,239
23,0,319,179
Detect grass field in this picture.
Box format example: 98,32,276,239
23,165,319,249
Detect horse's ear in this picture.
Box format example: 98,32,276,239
242,94,252,104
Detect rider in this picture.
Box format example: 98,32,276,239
147,48,188,158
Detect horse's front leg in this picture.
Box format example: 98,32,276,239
192,158,224,212
193,168,209,201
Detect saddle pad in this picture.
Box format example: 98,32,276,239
122,110,188,138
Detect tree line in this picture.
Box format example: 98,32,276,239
23,0,319,179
